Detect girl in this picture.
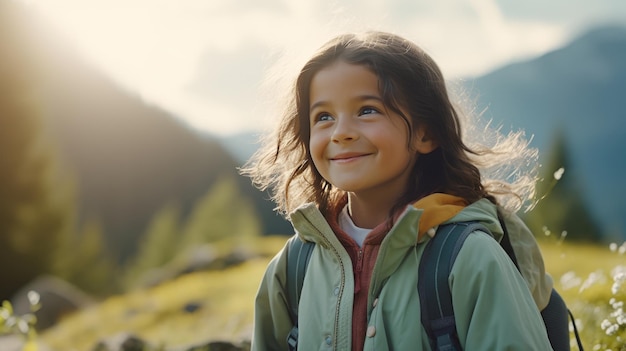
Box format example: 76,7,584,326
244,31,554,350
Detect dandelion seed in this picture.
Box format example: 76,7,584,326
542,226,551,236
579,270,606,293
553,167,565,180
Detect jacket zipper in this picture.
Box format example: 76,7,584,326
318,233,346,350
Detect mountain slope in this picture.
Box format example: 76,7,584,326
4,1,291,262
466,25,626,239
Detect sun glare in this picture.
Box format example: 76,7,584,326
16,0,578,136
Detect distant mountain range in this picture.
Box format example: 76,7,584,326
220,25,626,240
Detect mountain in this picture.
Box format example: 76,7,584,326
3,1,291,262
465,25,626,240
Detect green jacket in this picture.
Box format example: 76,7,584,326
252,198,554,350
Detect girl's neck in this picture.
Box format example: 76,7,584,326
346,193,398,229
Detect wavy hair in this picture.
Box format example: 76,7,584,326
242,31,538,216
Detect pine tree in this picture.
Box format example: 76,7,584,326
180,176,262,250
122,204,182,290
524,130,601,242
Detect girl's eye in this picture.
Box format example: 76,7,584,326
360,107,379,115
315,113,333,122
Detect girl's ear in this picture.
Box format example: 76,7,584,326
413,128,438,154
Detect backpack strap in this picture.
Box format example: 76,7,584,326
418,222,491,351
497,210,520,269
285,234,315,351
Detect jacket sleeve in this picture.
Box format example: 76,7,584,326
450,230,554,350
251,245,293,351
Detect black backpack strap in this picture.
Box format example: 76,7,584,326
418,222,491,351
285,234,315,351
497,210,520,270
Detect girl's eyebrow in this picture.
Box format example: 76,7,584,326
309,95,384,113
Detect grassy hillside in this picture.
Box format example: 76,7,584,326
33,236,625,351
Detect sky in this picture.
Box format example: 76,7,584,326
20,0,626,136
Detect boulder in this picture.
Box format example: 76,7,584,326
0,335,51,351
92,332,148,351
10,275,94,330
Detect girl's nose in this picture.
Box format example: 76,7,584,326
331,116,359,143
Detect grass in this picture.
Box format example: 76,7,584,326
539,237,626,349
37,235,625,351
40,235,290,351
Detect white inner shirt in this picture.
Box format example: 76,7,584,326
338,205,371,248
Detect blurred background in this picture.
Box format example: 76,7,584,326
1,0,625,349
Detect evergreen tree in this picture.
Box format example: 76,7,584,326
524,130,601,242
179,176,261,251
122,204,182,290
0,0,76,300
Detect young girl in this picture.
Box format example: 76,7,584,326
244,31,554,350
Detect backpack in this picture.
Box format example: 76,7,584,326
284,219,584,351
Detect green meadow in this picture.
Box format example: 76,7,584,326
32,236,625,351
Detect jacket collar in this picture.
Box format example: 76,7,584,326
289,193,471,247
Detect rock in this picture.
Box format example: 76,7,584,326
182,301,203,313
92,332,149,351
0,335,52,351
10,275,94,330
0,336,23,351
174,340,251,351
137,245,258,288
90,334,250,351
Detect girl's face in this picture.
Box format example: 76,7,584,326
308,61,435,203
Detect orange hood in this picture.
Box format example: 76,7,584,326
412,193,468,240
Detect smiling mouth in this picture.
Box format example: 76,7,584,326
330,153,370,162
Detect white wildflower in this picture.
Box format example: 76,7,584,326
611,268,626,295
605,323,619,335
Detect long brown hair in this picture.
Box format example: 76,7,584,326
243,31,537,216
